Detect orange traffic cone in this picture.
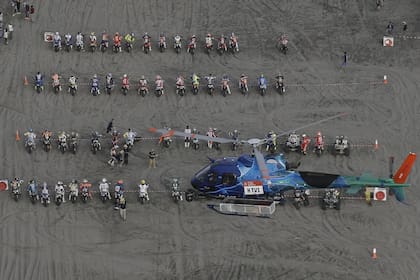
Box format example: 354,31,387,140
374,139,379,150
383,75,388,84
15,130,20,142
24,76,29,86
372,248,377,259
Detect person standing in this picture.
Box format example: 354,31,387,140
123,145,129,165
402,21,407,32
342,51,348,67
148,149,157,168
15,0,21,15
3,28,8,45
24,1,30,19
119,195,127,221
7,23,13,40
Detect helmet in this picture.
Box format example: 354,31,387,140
260,74,264,78
72,179,76,183
37,72,41,75
107,73,112,77
144,32,148,36
317,131,321,136
115,32,119,36
117,179,123,184
241,74,245,77
57,181,63,185
156,75,161,80
131,32,135,37
192,34,196,38
93,74,97,78
128,128,131,132
123,74,127,78
83,179,88,183
302,134,306,138
91,32,95,36
77,32,81,35
231,32,235,36
140,179,146,185
55,32,59,35
29,128,33,132
207,33,211,37
102,178,107,183
141,75,145,79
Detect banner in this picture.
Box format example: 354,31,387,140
243,180,264,195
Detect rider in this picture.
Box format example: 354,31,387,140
24,129,37,148
10,177,22,194
35,72,44,89
122,74,129,90
176,75,185,90
205,74,216,87
205,33,213,48
114,179,124,203
218,34,227,50
91,74,100,95
230,32,239,51
89,32,97,47
111,129,119,146
99,178,111,200
187,35,197,52
258,74,267,89
79,179,92,199
27,179,38,199
101,31,109,48
138,179,150,201
191,73,200,88
75,32,84,49
221,74,231,95
113,32,122,52
239,73,248,91
41,182,50,203
105,73,114,90
159,33,167,49
68,75,77,91
301,134,311,155
266,130,277,151
64,32,72,47
58,131,67,147
155,75,164,94
124,32,135,48
53,32,62,49
315,131,324,150
123,128,137,148
206,127,215,149
275,72,284,87
184,125,191,148
70,131,78,143
142,32,151,51
41,129,52,141
138,75,148,93
68,179,78,200
174,34,182,48
55,181,66,202
51,73,61,91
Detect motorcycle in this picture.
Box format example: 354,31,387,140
187,40,196,55
105,78,114,94
68,83,77,96
65,39,72,52
293,190,310,209
91,138,101,154
113,43,121,53
276,81,285,94
42,134,52,152
155,82,164,97
76,41,83,52
143,41,151,54
91,84,100,96
69,138,78,154
100,190,110,203
90,42,97,52
159,38,166,52
55,191,64,206
314,134,325,156
58,137,68,154
192,82,199,95
125,41,133,53
100,40,108,52
28,189,38,204
162,136,172,148
205,38,213,54
230,131,240,151
171,179,183,202
53,81,61,94
81,187,89,203
11,180,23,202
279,36,288,54
138,85,148,97
192,137,199,150
35,79,44,94
321,189,341,210
41,192,50,207
259,83,267,96
53,40,61,52
25,139,36,154
174,36,182,53
69,190,78,203
221,81,229,97
138,190,149,204
229,39,239,53
207,82,214,95
239,79,248,95
176,83,185,96
121,84,129,95
218,38,227,54
265,140,277,154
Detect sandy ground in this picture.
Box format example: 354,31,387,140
1,0,420,279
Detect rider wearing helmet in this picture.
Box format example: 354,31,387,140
91,74,100,95
79,179,93,199
68,179,78,201
239,73,248,91
89,32,97,46
113,32,122,51
55,181,66,202
53,32,62,48
191,73,200,87
41,182,50,203
24,129,37,147
258,74,267,88
27,179,38,199
123,128,137,147
76,32,84,49
138,75,148,93
101,30,109,47
230,32,239,51
138,179,150,201
99,178,111,200
122,74,129,89
159,33,167,49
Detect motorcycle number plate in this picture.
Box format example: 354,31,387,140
243,181,264,195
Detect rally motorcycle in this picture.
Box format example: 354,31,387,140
159,37,166,52
35,79,44,94
68,81,77,96
121,84,129,96
100,190,110,203
171,178,183,202
69,137,78,154
138,190,149,204
105,76,114,94
176,82,186,96
100,40,108,52
55,190,64,206
42,133,52,152
293,189,310,209
25,139,36,154
138,84,148,97
91,138,101,154
81,187,89,203
11,180,23,202
174,35,182,53
58,136,68,154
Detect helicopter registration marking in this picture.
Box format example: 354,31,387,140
243,181,264,195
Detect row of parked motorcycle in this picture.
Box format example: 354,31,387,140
281,188,342,210
31,72,286,96
8,177,184,206
50,32,245,55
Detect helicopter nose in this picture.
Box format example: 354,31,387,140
191,178,200,189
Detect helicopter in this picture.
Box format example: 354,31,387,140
149,113,416,203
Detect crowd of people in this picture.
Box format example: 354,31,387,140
31,71,286,96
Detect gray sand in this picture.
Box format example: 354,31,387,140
0,1,420,279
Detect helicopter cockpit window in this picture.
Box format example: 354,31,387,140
222,173,236,186
208,172,217,184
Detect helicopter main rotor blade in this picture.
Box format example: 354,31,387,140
254,147,270,179
149,127,235,143
276,112,347,138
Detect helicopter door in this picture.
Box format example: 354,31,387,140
222,173,237,186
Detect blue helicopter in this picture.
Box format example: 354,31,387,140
149,113,416,203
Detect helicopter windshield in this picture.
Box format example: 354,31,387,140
195,165,211,182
